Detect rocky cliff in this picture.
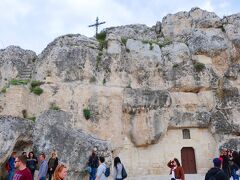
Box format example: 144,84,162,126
1,7,240,178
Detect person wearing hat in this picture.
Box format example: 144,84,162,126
205,158,228,180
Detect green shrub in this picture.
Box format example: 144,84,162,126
31,80,42,88
27,117,36,122
149,42,153,50
83,108,91,120
32,86,43,95
221,26,226,33
96,31,107,50
103,78,106,85
96,31,106,41
126,48,130,53
10,79,29,85
1,87,7,93
173,64,179,68
194,62,205,72
121,37,127,46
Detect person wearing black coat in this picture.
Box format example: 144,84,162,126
48,152,58,180
205,158,228,180
26,151,38,179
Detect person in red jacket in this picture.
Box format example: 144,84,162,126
167,158,185,180
13,155,32,180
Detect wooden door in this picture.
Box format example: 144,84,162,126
181,147,197,174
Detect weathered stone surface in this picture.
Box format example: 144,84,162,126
1,7,240,178
0,46,37,88
106,24,157,41
33,110,111,179
35,34,99,82
220,138,240,151
162,7,222,40
123,89,171,146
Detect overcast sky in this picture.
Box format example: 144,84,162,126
0,0,239,54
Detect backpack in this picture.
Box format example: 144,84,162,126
104,166,110,177
122,164,127,179
5,162,10,171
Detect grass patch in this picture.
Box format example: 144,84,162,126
158,38,172,48
10,79,29,85
141,40,157,50
1,87,7,93
121,37,127,46
83,108,91,120
27,117,36,122
50,103,60,110
194,62,205,72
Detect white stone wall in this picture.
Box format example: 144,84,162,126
119,128,217,176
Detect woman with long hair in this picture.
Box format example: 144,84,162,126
26,151,38,179
53,164,67,180
113,157,127,180
88,150,99,180
167,158,185,180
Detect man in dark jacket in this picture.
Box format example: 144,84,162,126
205,158,228,180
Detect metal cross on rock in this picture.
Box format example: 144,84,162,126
89,17,106,36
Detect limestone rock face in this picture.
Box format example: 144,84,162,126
1,7,240,178
33,110,111,179
162,7,222,40
0,116,34,163
35,34,99,82
106,24,157,41
123,89,171,146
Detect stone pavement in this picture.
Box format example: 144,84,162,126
128,174,206,180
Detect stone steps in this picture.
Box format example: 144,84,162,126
18,65,33,80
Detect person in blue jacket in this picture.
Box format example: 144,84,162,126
7,151,17,180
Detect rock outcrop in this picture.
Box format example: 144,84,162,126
1,7,240,178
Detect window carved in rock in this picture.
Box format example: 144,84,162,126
182,129,190,139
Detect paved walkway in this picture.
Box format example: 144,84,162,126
128,174,206,180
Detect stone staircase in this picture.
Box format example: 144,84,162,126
18,64,33,80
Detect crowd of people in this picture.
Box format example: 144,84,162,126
7,148,240,180
166,148,240,180
5,149,127,180
6,151,67,180
87,150,127,180
205,149,240,180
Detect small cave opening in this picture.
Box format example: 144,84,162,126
0,140,33,179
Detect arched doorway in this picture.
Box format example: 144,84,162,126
181,147,197,174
